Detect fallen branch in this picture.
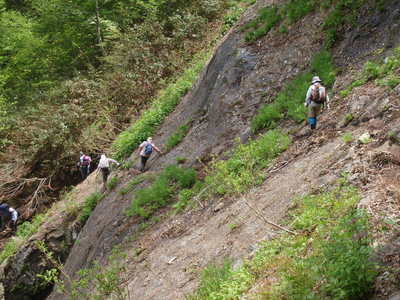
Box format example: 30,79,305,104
242,197,297,235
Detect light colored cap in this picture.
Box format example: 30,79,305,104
147,137,153,142
312,76,322,84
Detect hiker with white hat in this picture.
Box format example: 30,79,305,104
304,76,330,130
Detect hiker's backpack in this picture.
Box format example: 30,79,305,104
144,143,153,156
0,204,10,216
311,84,327,104
81,155,90,166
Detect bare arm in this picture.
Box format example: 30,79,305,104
153,145,162,154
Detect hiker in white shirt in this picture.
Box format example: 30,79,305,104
97,154,120,185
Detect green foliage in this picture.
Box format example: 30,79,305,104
285,0,316,24
0,213,46,264
80,192,104,223
165,124,190,152
187,260,235,300
323,0,366,48
251,50,335,133
112,52,209,160
107,177,119,191
127,165,197,218
243,6,281,42
189,184,377,299
119,175,147,196
340,46,400,98
205,130,291,195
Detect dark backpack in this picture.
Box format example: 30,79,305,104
311,84,327,104
0,204,10,216
144,143,153,156
81,155,90,166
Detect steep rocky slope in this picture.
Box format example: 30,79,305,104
3,0,400,299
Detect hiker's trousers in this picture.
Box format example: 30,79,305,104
308,101,322,118
140,155,150,172
100,167,110,184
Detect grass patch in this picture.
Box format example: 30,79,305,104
187,259,237,300
112,51,210,161
119,175,148,196
106,177,119,191
243,6,282,42
340,47,400,97
189,184,377,299
341,132,354,143
126,165,197,218
0,213,46,264
205,130,291,195
251,50,335,133
79,192,104,223
165,124,190,152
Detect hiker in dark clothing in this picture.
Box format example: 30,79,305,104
0,204,18,232
138,137,162,172
97,154,120,185
78,152,92,180
305,76,330,130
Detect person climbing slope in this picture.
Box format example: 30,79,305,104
304,76,330,130
78,152,92,180
97,154,120,187
0,203,18,232
138,137,163,172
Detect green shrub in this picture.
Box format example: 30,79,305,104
243,6,281,42
342,132,354,143
80,192,104,223
163,165,197,189
0,213,46,264
119,175,147,195
112,52,209,161
187,260,234,300
126,165,197,218
206,130,291,195
285,0,316,24
165,124,190,152
189,184,377,299
106,177,119,191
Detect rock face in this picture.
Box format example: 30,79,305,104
48,1,325,299
2,217,81,300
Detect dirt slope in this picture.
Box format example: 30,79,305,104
43,0,400,299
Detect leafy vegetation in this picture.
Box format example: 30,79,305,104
242,0,380,47
119,175,148,196
0,213,46,264
127,165,197,218
189,184,377,299
165,124,191,152
187,260,236,300
79,192,104,223
205,130,291,195
251,50,335,133
340,46,400,97
342,132,354,143
107,177,119,191
112,53,209,160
